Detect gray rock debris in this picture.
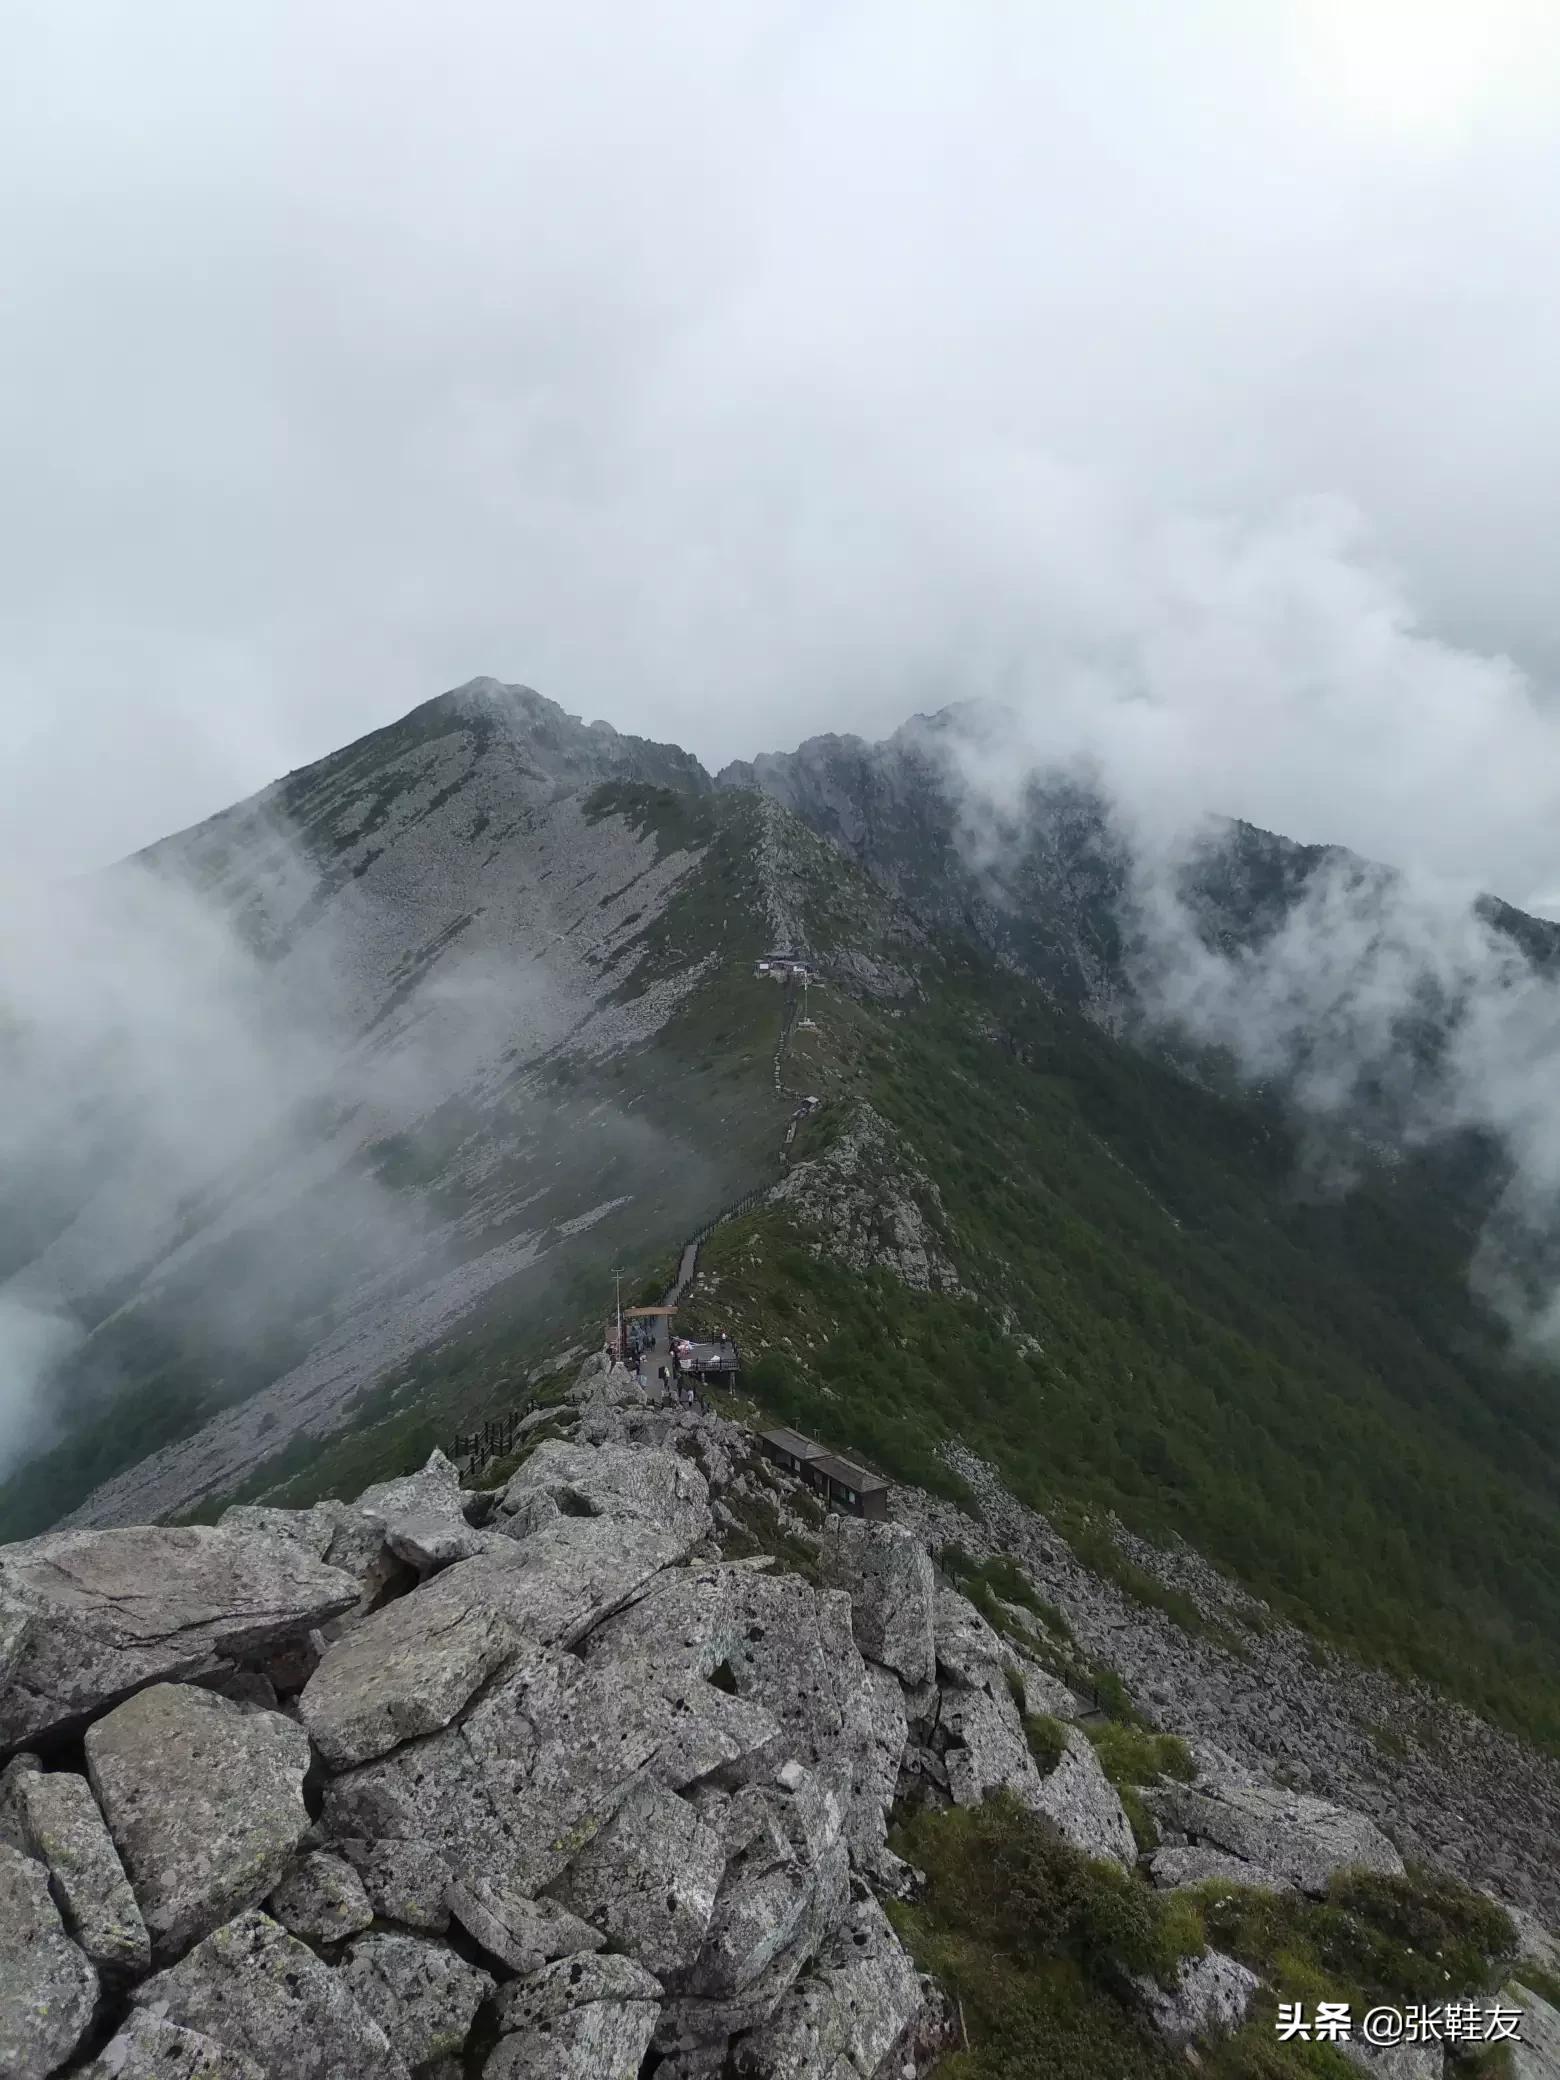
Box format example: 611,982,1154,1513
818,1515,936,1688
448,1873,604,1973
336,1836,455,1931
16,1766,151,1970
79,2011,268,2078
1148,1844,1295,1892
487,1953,664,2080
1134,1950,1262,2048
87,1682,312,1959
298,1558,521,1769
337,1929,493,2068
131,1908,410,2080
1146,1779,1405,1896
268,1850,374,1942
546,1778,727,1978
734,1889,924,2080
499,1436,714,1546
355,1450,492,1573
0,1522,359,1747
0,1840,99,2080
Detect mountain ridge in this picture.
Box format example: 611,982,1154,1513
3,677,1559,1762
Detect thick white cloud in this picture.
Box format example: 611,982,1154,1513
4,0,1560,896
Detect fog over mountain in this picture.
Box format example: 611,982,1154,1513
6,1,1560,916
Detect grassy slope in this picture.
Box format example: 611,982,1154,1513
889,1792,1517,2080
683,955,1560,1748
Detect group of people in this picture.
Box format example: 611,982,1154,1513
603,1317,732,1412
603,1322,744,1422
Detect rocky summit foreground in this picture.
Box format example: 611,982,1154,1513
1,1354,1556,2080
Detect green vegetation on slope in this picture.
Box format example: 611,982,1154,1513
688,957,1560,1747
889,1795,1514,2080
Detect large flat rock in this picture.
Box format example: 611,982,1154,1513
78,2012,268,2079
1146,1779,1405,1895
338,1930,493,2069
733,1890,924,2080
0,1524,359,1748
298,1563,521,1769
16,1766,150,1970
498,1438,713,1546
87,1683,312,1958
131,1909,410,2080
303,1511,697,1775
545,1779,727,1979
487,1954,663,2080
818,1517,936,1687
0,1840,98,2080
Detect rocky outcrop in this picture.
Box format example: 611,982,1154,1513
733,1890,926,2079
766,1104,963,1297
1145,1775,1404,1896
1134,1950,1261,2048
487,1953,663,2080
1025,1726,1137,1868
922,1585,1134,1865
81,2011,269,2078
131,1910,411,2079
1148,1844,1294,1892
87,1683,312,1958
896,1444,1560,1926
819,1516,936,1688
0,1523,358,1747
353,1451,492,1573
497,1437,714,1546
0,1840,99,2079
2,1355,1549,2080
336,1930,493,2068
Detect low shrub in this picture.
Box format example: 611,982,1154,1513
1024,1712,1069,1776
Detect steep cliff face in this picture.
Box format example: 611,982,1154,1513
720,710,1129,1011
1,1358,1552,2080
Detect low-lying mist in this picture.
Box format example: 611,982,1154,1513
926,497,1560,1352
0,848,446,1480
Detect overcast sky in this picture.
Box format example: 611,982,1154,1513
6,0,1560,902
